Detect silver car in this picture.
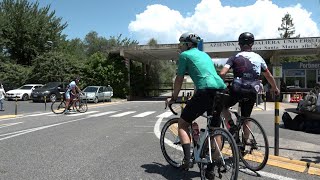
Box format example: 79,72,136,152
81,85,113,103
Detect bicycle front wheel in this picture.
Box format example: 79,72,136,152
51,101,66,114
76,100,88,113
199,128,239,180
238,117,269,171
160,118,184,168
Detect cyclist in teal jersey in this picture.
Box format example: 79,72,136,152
166,32,226,178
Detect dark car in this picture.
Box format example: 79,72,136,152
31,82,68,102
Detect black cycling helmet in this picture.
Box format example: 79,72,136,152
179,32,201,44
238,32,254,45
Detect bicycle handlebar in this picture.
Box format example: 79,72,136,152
166,98,187,115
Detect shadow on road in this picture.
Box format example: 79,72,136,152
141,162,199,180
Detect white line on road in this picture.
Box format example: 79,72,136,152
240,169,297,180
110,111,136,117
156,112,173,118
25,112,53,117
67,111,98,116
132,111,156,117
0,117,87,141
88,111,118,117
0,122,23,129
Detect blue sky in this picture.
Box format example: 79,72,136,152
32,0,320,44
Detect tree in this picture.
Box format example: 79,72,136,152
0,0,67,65
28,51,82,84
278,13,299,38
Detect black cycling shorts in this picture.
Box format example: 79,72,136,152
224,90,256,117
180,89,222,127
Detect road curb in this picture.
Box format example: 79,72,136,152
268,155,320,176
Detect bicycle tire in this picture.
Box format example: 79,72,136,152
51,101,66,114
76,100,88,113
199,128,239,180
238,117,269,171
160,118,184,168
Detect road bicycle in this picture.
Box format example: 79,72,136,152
221,98,269,171
51,93,88,114
160,92,239,180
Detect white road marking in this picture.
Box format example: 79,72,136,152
156,112,173,118
0,117,87,141
110,111,136,117
132,111,156,117
0,122,23,129
88,111,118,117
67,111,98,116
240,169,297,180
25,112,53,117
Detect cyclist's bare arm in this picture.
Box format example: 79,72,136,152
262,70,280,94
172,75,184,100
219,66,230,80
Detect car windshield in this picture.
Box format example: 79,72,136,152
83,87,98,92
42,82,61,89
18,85,33,90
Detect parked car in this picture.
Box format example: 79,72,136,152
81,85,113,103
5,84,43,101
31,82,68,102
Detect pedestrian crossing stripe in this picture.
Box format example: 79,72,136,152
132,111,156,117
156,112,173,118
88,111,118,117
109,111,136,117
68,111,99,116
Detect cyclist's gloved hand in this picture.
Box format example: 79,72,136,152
270,86,280,95
165,97,175,109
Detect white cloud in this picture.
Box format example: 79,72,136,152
128,0,320,44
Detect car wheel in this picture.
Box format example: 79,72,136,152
22,94,29,101
50,94,57,102
94,97,98,103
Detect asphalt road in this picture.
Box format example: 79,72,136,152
0,100,319,179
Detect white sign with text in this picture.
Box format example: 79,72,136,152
203,37,320,52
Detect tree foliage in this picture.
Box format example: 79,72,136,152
278,13,299,38
0,0,67,65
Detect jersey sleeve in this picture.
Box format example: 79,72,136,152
177,53,187,76
260,56,268,72
224,56,234,69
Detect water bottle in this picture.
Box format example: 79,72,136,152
192,122,200,143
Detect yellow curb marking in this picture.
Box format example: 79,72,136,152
0,115,16,119
216,144,314,175
308,163,320,176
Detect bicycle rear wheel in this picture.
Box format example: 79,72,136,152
51,101,66,114
160,118,184,168
238,117,269,171
76,100,88,113
199,128,239,180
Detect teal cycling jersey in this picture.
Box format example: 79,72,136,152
177,48,226,90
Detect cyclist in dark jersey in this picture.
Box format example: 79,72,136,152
165,32,226,176
220,32,280,138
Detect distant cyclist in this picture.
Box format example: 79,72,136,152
220,32,280,137
165,32,226,178
65,77,82,113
